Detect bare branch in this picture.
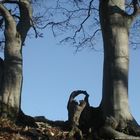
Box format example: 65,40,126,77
131,0,140,18
17,0,32,43
0,3,16,38
73,0,94,38
1,0,19,4
30,19,38,38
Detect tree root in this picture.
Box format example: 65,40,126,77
127,121,140,136
99,126,140,140
16,110,38,128
68,126,83,139
66,91,140,139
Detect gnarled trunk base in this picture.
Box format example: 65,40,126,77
64,91,140,139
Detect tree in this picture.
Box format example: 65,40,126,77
0,0,140,139
43,0,140,139
99,0,140,138
0,0,33,121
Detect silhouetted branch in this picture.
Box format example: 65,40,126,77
73,0,94,38
133,0,140,14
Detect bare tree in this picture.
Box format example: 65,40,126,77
43,0,140,139
99,0,140,139
0,0,140,139
0,0,34,122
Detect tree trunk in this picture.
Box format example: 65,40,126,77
0,0,32,120
99,0,133,123
98,0,140,138
1,34,23,118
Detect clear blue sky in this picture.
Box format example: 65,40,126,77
21,28,140,124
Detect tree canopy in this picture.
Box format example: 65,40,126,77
35,0,140,50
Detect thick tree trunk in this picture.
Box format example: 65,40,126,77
1,35,23,118
0,0,32,120
87,0,140,139
99,0,133,124
65,1,140,139
0,4,22,119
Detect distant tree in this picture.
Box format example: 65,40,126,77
43,0,140,139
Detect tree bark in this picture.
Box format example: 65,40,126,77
99,0,133,123
0,0,32,119
98,0,140,137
